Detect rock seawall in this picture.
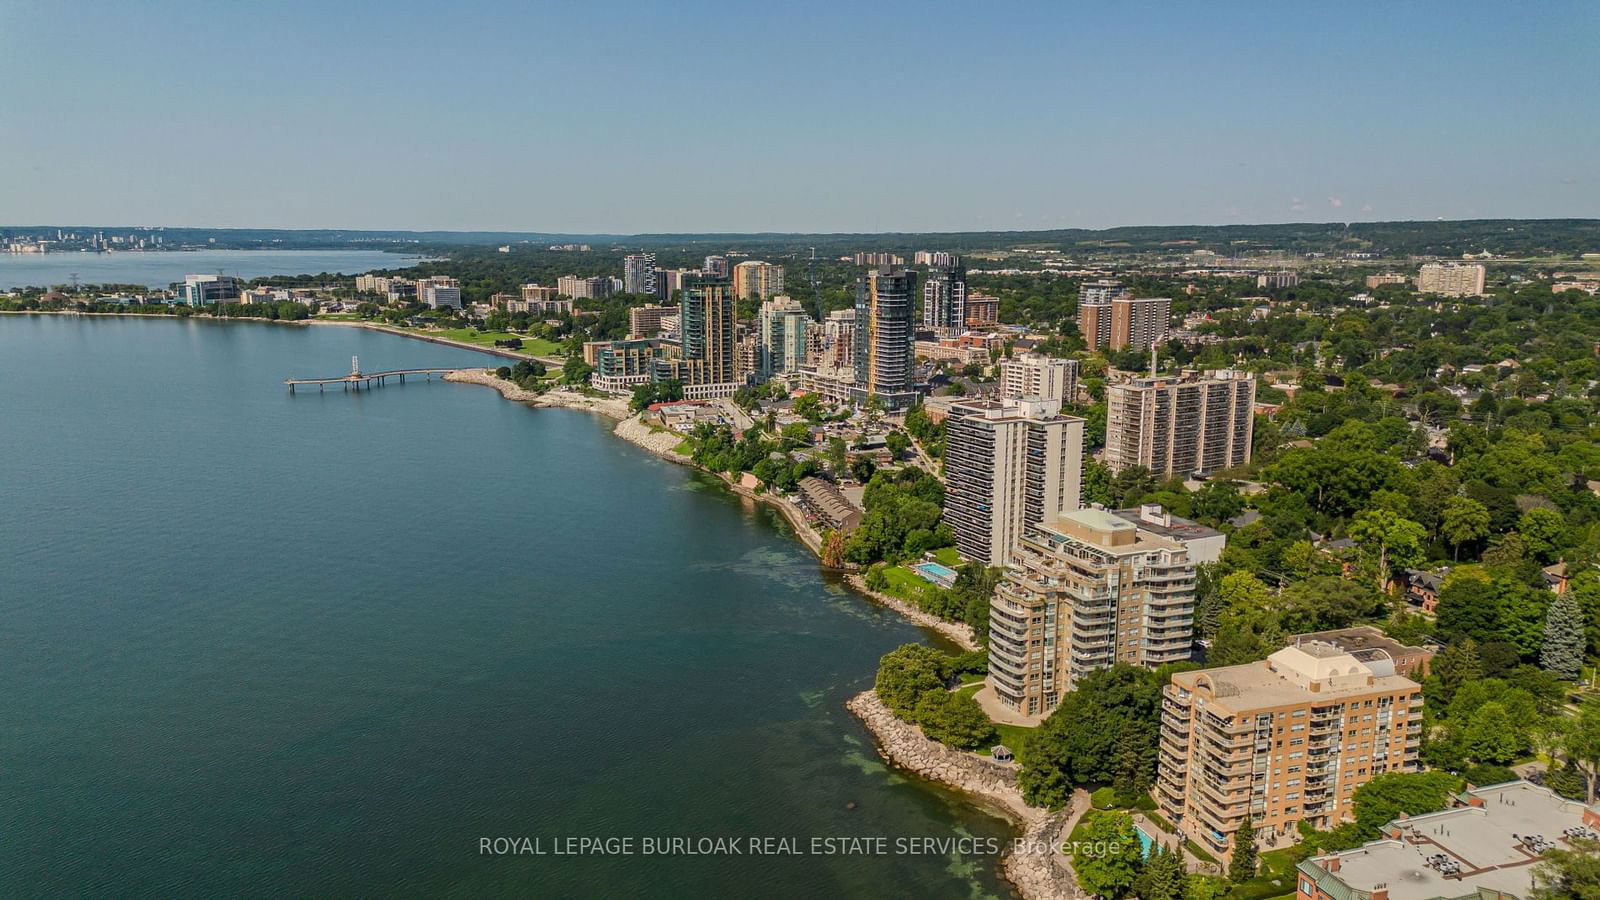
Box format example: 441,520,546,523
443,369,631,418
847,690,1085,900
613,414,691,459
844,576,979,652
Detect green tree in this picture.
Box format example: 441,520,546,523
1111,466,1156,507
1349,508,1428,593
885,429,910,457
793,392,823,422
1350,771,1465,841
826,437,848,474
1427,639,1483,707
1083,460,1114,506
1134,843,1187,900
1543,591,1586,680
561,356,593,385
1228,817,1257,882
1184,874,1230,900
1441,496,1491,561
849,457,876,483
1020,665,1163,808
1531,839,1600,900
874,644,947,719
779,422,813,449
1074,811,1144,899
1435,570,1500,645
1210,572,1283,666
1564,703,1600,803
1462,702,1520,765
914,690,996,750
1520,507,1567,565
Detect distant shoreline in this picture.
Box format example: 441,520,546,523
12,309,976,653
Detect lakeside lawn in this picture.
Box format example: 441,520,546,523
954,681,1037,759
876,547,964,601
879,564,929,600
428,328,562,356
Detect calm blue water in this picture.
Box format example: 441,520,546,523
0,315,1014,898
0,249,418,290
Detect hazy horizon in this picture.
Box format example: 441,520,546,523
4,0,1596,232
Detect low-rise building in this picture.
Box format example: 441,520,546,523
1289,625,1434,679
1398,567,1447,614
1297,781,1600,900
796,477,864,533
175,274,241,306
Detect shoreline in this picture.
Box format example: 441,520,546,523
1,310,563,364
844,574,979,652
441,368,632,418
27,313,1026,889
846,690,1085,900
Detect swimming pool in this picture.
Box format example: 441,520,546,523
1135,825,1155,858
912,562,959,586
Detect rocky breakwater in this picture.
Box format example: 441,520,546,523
444,369,630,418
847,689,1084,900
613,414,691,462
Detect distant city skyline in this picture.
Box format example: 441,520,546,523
3,0,1596,232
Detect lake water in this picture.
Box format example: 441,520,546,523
0,315,1014,898
0,249,419,290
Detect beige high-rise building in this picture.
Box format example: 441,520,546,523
557,275,613,300
1157,642,1423,861
1364,273,1407,289
1110,295,1172,351
998,352,1078,406
964,292,1000,327
1077,279,1121,350
944,397,1085,567
987,507,1196,719
628,304,673,338
521,284,559,303
1416,263,1486,297
1104,369,1255,478
732,261,784,300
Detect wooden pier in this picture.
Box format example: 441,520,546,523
285,356,458,393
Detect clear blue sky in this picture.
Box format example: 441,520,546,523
4,0,1595,233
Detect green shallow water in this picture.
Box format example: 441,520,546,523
0,315,1015,898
